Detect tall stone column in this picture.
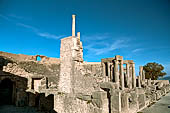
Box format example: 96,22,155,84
126,63,130,88
114,60,119,89
142,70,145,81
138,76,141,88
132,63,136,88
110,64,113,82
102,63,106,81
129,65,133,89
120,60,124,90
72,15,76,36
108,62,111,81
139,66,143,81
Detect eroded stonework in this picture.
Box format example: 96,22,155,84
0,15,170,113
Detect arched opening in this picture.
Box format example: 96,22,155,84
0,78,13,105
36,56,42,61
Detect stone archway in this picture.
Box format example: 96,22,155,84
0,78,14,105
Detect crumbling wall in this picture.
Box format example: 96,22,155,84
72,62,104,95
54,93,94,113
0,51,34,61
154,80,169,86
54,91,109,113
0,51,60,64
0,55,60,90
0,71,28,106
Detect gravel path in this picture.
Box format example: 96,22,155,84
140,92,170,113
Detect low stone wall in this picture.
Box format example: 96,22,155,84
54,91,110,113
154,80,169,86
54,93,94,113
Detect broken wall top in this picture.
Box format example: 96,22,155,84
0,51,60,64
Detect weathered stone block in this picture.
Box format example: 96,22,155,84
100,82,116,90
76,93,92,101
135,88,145,94
92,91,107,99
129,92,138,112
138,93,146,110
121,93,129,112
110,90,121,113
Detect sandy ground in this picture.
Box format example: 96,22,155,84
140,92,170,113
0,105,44,113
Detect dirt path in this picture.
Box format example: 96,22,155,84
140,92,170,113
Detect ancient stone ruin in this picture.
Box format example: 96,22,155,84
0,15,170,113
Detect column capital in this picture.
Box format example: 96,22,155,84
114,60,119,64
120,60,123,64
72,14,76,18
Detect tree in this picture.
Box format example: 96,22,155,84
143,62,166,80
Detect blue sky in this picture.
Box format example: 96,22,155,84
0,0,170,76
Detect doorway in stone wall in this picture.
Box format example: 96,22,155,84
0,78,14,105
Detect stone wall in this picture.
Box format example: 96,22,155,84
54,93,94,113
0,51,60,64
72,63,104,95
0,55,60,92
0,71,28,106
58,36,75,93
54,91,109,113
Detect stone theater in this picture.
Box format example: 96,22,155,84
0,15,170,113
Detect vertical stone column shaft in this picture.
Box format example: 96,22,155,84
139,66,143,81
108,62,111,81
138,76,141,88
142,70,145,81
114,60,119,89
132,63,136,88
129,66,133,89
110,64,113,82
102,63,106,80
126,63,130,88
120,60,124,90
72,15,76,36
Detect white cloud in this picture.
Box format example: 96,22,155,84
8,14,24,19
132,48,144,53
0,14,11,21
84,39,128,55
0,14,64,40
16,23,38,32
37,32,64,40
82,33,110,41
16,23,64,40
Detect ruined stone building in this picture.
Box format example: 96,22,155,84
0,15,170,113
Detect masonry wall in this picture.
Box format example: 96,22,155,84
0,51,60,64
0,71,28,106
72,63,104,95
54,90,110,113
54,93,94,113
58,36,75,93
